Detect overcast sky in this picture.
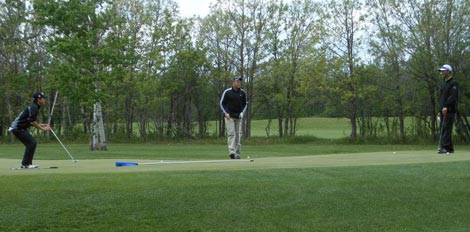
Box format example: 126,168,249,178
175,0,216,17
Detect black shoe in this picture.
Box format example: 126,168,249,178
229,154,235,159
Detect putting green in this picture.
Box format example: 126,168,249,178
1,150,470,175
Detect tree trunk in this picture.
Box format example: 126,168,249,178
125,96,133,139
351,114,357,140
278,116,283,138
91,102,107,150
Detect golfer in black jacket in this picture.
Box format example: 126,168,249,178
9,92,51,168
220,77,248,159
437,64,458,154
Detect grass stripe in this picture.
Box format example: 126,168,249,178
2,150,470,175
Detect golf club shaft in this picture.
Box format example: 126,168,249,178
48,91,59,125
438,115,445,150
50,128,76,161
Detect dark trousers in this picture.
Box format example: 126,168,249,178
440,113,455,152
12,129,37,166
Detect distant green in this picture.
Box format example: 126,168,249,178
249,117,351,138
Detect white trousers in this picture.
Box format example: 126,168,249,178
225,118,242,155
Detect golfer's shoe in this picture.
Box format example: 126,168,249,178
229,154,235,159
234,154,241,159
437,149,453,154
21,164,39,169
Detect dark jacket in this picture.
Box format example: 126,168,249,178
438,77,458,114
220,87,248,119
10,102,40,130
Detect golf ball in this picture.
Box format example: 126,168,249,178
393,152,396,154
446,152,450,155
247,156,250,159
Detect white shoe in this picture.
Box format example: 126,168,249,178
234,154,241,159
21,164,39,169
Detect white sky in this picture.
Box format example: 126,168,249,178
175,0,216,17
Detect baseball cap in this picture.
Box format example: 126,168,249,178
438,64,452,72
33,92,46,99
232,77,243,81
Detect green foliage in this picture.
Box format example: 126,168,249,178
34,0,124,105
2,0,470,143
0,0,37,134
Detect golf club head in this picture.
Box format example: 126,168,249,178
73,160,79,163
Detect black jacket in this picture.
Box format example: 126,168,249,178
220,87,248,119
438,77,458,114
10,102,40,130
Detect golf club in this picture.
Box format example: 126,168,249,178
50,128,78,163
438,114,446,151
116,159,254,167
48,91,59,125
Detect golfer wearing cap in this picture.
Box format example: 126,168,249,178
220,77,248,159
437,64,458,154
9,92,51,168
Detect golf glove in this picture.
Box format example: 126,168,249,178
239,113,244,119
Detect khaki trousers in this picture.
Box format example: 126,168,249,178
225,118,242,155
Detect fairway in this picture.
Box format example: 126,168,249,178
2,150,470,174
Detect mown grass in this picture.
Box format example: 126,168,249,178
105,117,352,141
1,160,470,231
1,117,469,231
0,143,434,160
248,117,351,138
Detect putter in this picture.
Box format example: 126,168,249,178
47,91,78,163
50,128,78,163
438,114,446,151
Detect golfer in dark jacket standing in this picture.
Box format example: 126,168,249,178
220,77,248,159
9,92,51,168
437,64,458,154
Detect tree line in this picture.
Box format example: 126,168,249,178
1,0,469,147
